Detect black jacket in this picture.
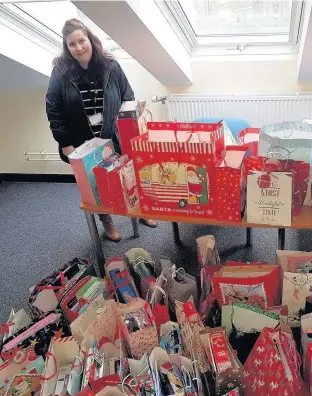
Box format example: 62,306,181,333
46,60,134,162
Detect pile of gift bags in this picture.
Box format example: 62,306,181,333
4,238,312,394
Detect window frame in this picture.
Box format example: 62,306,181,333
158,0,304,56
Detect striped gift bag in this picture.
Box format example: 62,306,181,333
131,122,224,219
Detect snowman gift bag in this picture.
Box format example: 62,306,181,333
69,138,115,206
131,122,224,219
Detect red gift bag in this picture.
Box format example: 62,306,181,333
93,157,138,214
212,263,281,307
117,101,151,158
216,145,248,222
237,128,260,157
244,156,310,216
131,122,224,218
243,327,306,396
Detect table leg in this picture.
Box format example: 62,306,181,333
172,222,181,244
131,218,140,238
246,227,253,247
278,228,286,250
84,211,106,277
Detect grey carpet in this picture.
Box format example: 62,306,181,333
0,181,311,322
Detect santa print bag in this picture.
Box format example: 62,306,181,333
211,263,281,308
243,327,306,396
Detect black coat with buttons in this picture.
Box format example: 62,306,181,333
46,59,134,162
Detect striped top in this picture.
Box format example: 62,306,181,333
78,80,104,136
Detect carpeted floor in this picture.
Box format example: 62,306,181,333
0,181,311,322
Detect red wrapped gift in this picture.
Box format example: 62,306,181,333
131,122,224,218
243,327,306,396
237,128,260,157
212,263,281,307
216,145,248,222
243,156,310,216
93,156,138,214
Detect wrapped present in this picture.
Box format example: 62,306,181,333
159,321,182,355
282,272,312,327
212,263,281,308
237,128,259,157
131,122,224,218
196,235,221,267
247,170,293,226
117,101,151,158
148,275,170,334
244,156,310,217
301,313,312,390
200,327,244,396
69,138,115,206
258,121,312,164
93,156,139,214
29,257,95,317
216,145,248,222
243,327,304,396
0,311,71,360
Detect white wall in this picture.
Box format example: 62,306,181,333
0,59,166,175
2,56,312,175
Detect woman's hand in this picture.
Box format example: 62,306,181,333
62,145,75,157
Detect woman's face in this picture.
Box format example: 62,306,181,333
66,29,92,68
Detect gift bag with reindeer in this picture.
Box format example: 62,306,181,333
69,138,115,206
131,122,224,218
243,327,305,396
282,272,312,327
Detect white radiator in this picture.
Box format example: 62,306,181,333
165,93,312,127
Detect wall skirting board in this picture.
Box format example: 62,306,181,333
0,173,76,184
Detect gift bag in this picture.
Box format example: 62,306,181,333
131,122,224,218
93,156,139,214
282,271,312,327
0,309,31,344
200,327,244,396
117,298,158,359
243,327,304,396
212,263,281,308
0,311,71,360
104,258,139,303
29,257,95,317
196,235,221,267
148,275,170,333
40,337,80,396
276,249,312,282
237,128,260,157
117,101,151,158
175,300,209,373
0,347,44,395
247,170,293,226
216,145,248,222
258,121,312,164
69,138,115,206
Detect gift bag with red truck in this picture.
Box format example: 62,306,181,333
131,122,224,218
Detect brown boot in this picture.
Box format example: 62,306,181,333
99,214,121,242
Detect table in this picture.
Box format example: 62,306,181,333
81,202,312,277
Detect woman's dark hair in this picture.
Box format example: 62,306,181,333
53,18,113,76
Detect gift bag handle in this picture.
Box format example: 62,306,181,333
41,351,57,381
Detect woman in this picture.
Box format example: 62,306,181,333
46,18,157,242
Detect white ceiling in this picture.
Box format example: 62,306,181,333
0,54,49,91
